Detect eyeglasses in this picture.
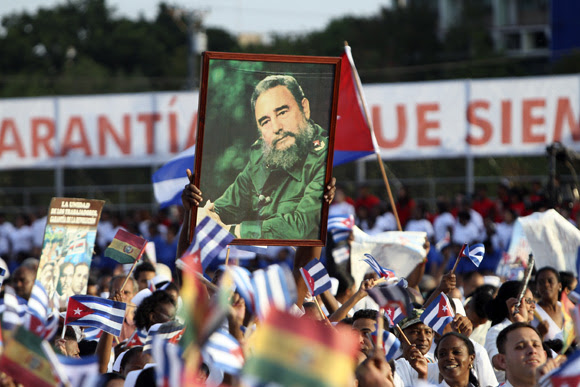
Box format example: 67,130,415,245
524,298,535,305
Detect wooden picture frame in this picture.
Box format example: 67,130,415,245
191,52,341,246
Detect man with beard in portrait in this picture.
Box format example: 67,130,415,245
203,74,329,240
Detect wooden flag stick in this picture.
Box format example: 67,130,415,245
119,253,143,293
376,308,385,349
344,41,402,232
225,247,231,266
395,324,412,346
313,297,332,327
451,243,467,274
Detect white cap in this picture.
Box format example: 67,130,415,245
155,263,172,281
131,288,153,308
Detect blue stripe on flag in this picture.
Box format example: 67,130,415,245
152,146,195,208
224,266,255,314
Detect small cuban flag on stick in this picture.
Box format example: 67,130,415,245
327,214,355,243
362,254,395,283
371,327,401,361
64,295,127,337
299,258,332,297
384,305,405,326
420,292,455,335
300,258,333,324
451,243,485,273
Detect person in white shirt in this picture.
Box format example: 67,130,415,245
405,203,435,242
0,213,14,260
9,214,34,261
328,187,356,218
483,280,536,384
495,322,564,387
433,198,455,244
452,211,481,246
491,209,516,253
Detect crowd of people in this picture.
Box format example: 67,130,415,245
0,177,579,386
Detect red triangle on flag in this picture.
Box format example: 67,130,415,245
437,296,453,318
65,297,95,324
335,52,374,153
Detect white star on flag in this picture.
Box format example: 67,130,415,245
74,308,82,315
441,305,447,312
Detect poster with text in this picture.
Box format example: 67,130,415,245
37,197,104,308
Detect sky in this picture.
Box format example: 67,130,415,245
0,0,393,36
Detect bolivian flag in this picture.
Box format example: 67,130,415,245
105,229,147,264
0,326,56,387
242,309,358,387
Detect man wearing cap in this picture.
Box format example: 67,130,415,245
202,74,330,240
394,309,440,386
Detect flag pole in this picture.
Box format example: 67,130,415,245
395,324,412,346
376,308,384,349
225,247,231,266
451,243,467,274
313,297,332,327
344,41,402,232
61,323,67,339
120,249,145,293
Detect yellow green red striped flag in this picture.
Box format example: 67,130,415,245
0,326,56,387
104,229,147,264
242,309,359,387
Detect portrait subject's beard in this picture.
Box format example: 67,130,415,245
262,121,315,170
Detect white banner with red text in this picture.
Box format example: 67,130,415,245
1,74,580,169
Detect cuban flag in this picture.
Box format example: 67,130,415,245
462,243,485,267
299,258,332,297
252,264,297,321
224,265,256,314
367,284,413,318
334,45,376,165
143,321,185,353
65,295,126,337
384,305,405,326
0,287,27,330
550,349,580,387
83,326,103,341
54,355,99,387
420,292,455,335
126,328,147,348
0,267,6,288
327,214,355,242
203,328,245,375
152,338,183,387
371,329,401,361
152,145,195,208
363,253,396,279
184,216,234,271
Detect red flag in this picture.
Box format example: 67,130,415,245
334,47,376,166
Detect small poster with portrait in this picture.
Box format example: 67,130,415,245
192,52,341,246
37,197,104,308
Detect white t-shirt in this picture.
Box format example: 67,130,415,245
433,212,455,243
484,318,511,383
406,219,434,240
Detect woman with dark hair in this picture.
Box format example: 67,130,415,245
435,332,478,387
483,280,535,383
534,266,571,342
133,290,176,332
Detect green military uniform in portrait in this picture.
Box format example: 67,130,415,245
213,122,328,240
